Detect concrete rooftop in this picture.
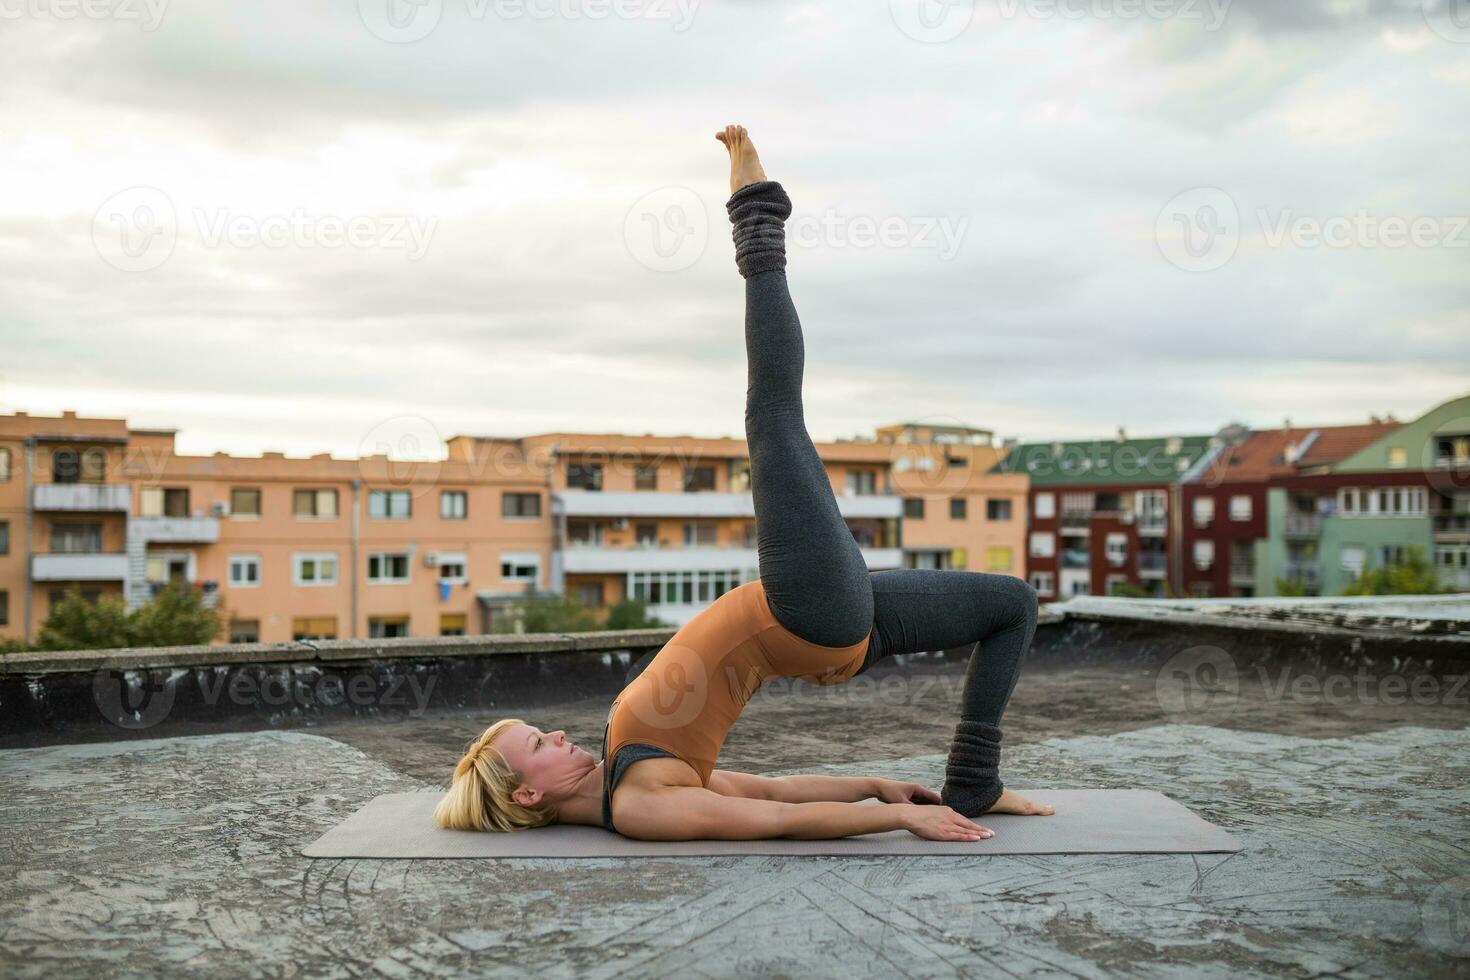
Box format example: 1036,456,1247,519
2,601,1468,978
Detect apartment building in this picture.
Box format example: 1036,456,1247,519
993,433,1214,602
1181,394,1470,597
2,411,1028,642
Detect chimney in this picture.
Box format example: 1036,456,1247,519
1116,426,1126,443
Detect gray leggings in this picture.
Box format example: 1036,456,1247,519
730,180,1038,810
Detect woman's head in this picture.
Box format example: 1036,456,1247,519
432,718,596,833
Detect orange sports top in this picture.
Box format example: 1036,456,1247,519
600,578,874,791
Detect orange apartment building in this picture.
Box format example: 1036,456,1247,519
0,411,1029,644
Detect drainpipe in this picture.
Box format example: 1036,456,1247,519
1168,481,1183,598
350,478,361,639
22,437,34,644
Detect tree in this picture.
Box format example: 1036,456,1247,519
492,589,600,634
603,596,668,630
1274,577,1309,597
34,581,226,652
1340,545,1446,597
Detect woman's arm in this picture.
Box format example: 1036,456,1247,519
613,784,992,842
708,768,876,803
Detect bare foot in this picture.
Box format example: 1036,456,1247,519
986,788,1055,816
714,124,768,195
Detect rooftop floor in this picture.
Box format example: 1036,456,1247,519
3,640,1468,978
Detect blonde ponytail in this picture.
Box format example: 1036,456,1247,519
433,718,558,833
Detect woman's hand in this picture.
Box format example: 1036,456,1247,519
897,803,993,842
871,778,943,805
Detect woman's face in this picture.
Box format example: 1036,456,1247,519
492,722,596,808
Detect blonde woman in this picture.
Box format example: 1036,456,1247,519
435,126,1054,842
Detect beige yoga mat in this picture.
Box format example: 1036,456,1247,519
302,790,1242,858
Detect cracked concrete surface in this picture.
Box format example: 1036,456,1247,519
2,708,1468,978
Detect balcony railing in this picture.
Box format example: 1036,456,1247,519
1229,558,1255,584
31,552,130,581
1283,561,1321,588
130,516,220,543
1136,514,1167,533
1434,514,1470,538
1138,553,1167,574
1284,512,1321,537
32,483,131,512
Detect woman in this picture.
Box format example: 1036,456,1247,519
435,125,1054,842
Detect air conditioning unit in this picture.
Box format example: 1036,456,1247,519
211,501,229,517
423,553,440,567
611,517,628,530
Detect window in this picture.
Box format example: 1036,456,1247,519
140,486,190,518
1340,545,1366,576
683,465,716,492
743,522,757,548
1135,490,1167,528
1379,544,1407,567
501,552,541,584
635,522,659,547
228,554,261,588
1029,571,1054,596
0,448,10,481
847,470,877,495
294,488,339,518
145,555,192,585
683,522,717,546
1106,575,1130,596
903,498,925,519
229,619,260,643
1193,539,1215,570
230,487,261,517
1337,486,1427,517
440,613,467,636
368,616,410,639
0,521,7,555
1034,493,1055,519
0,590,7,626
440,491,468,520
630,568,750,605
578,582,606,606
1229,494,1252,521
502,492,541,519
1029,532,1055,558
730,459,751,493
636,463,659,491
368,490,412,519
52,522,102,554
986,499,1012,521
1388,447,1407,469
1105,532,1127,566
1193,496,1214,528
567,463,603,491
985,547,1013,572
52,447,106,484
293,552,339,586
436,552,468,584
292,616,337,641
49,587,102,608
368,552,411,583
950,497,967,519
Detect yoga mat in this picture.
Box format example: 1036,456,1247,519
302,790,1241,858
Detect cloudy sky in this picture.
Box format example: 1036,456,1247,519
2,0,1467,459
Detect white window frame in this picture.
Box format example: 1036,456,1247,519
1229,494,1252,522
367,551,411,584
228,554,261,588
501,551,541,586
1193,496,1214,528
1029,571,1055,597
1193,539,1215,570
1338,486,1427,517
293,552,340,586
436,551,468,585
1340,544,1366,576
1034,492,1055,519
1029,531,1055,559
440,490,468,520
1105,532,1127,566
368,489,412,520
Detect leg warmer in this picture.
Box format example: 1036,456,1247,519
940,719,1005,817
726,180,792,278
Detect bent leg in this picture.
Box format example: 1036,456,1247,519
728,180,872,648
857,568,1039,814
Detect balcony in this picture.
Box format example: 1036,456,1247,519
1136,515,1167,535
31,552,130,581
1283,561,1321,590
1138,553,1168,578
1229,558,1256,586
560,544,904,574
1059,512,1091,530
1284,513,1321,538
130,516,221,543
1434,514,1470,541
32,484,131,512
558,490,902,521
